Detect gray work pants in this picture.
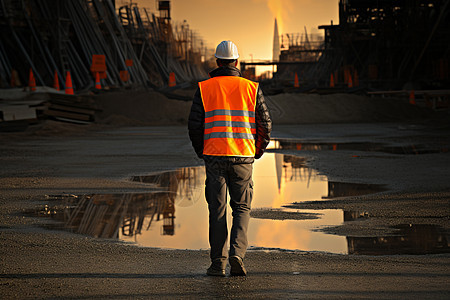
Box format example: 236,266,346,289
204,159,253,267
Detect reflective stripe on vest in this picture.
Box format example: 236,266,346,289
199,76,258,157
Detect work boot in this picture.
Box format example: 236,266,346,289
229,255,247,276
206,259,225,277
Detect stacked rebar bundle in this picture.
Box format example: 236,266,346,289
0,0,207,92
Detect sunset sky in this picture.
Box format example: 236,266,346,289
121,0,339,62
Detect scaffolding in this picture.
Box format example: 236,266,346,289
0,0,209,91
318,0,450,89
261,0,450,91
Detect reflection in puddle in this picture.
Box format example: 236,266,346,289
37,192,177,238
346,224,449,255
29,153,447,255
325,182,385,199
343,213,450,255
130,168,204,208
123,153,349,253
30,154,349,253
269,139,449,155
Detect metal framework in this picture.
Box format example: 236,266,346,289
319,0,450,89
253,0,450,90
0,0,208,91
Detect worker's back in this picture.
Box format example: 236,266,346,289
199,75,259,157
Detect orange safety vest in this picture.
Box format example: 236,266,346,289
199,76,259,157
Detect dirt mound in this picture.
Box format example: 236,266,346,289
20,120,103,137
265,93,433,124
95,90,192,126
92,90,434,127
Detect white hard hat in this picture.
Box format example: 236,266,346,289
215,40,239,60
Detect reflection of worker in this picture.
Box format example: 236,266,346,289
188,41,272,276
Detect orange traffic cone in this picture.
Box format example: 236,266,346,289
95,72,101,89
348,73,353,88
65,71,74,95
168,72,176,87
409,90,416,105
344,68,349,84
330,73,335,88
294,72,299,88
53,70,60,91
29,68,36,92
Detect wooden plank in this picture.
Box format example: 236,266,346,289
46,103,96,116
0,105,37,121
43,109,92,121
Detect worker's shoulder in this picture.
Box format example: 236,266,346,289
238,76,259,86
200,76,259,88
224,76,259,88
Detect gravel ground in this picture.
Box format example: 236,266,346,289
1,121,449,299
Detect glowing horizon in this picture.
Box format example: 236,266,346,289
119,0,338,62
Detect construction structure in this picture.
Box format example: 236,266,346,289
317,0,450,90
272,18,280,61
242,0,450,93
0,0,210,92
241,23,325,87
274,28,325,86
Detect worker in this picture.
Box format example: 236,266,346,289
188,40,272,277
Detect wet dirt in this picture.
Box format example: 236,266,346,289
23,152,448,256
270,139,449,155
1,123,450,298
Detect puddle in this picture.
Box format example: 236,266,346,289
347,224,449,255
29,153,449,255
268,139,449,155
27,153,446,255
325,182,385,199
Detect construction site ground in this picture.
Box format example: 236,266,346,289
1,91,449,299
